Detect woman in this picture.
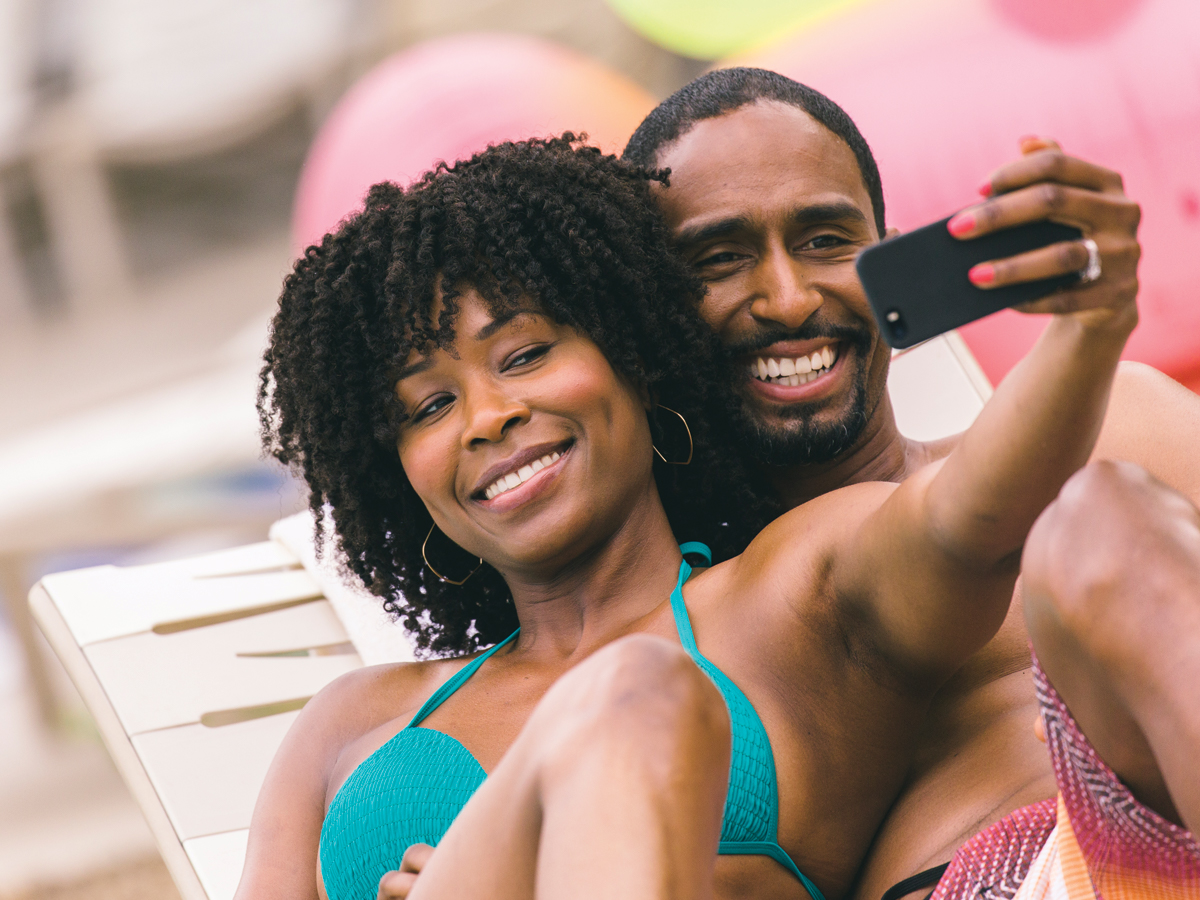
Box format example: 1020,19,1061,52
242,136,1136,900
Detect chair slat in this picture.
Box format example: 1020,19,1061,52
85,600,360,733
133,711,300,841
888,332,993,441
185,830,249,900
43,565,322,645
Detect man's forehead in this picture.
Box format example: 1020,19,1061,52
653,100,872,231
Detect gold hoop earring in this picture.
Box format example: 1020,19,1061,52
652,404,693,466
422,525,483,586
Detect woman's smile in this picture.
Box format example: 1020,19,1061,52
476,440,573,507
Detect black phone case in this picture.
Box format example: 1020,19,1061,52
855,216,1083,349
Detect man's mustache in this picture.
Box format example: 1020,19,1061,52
724,322,873,358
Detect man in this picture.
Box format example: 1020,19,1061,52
624,68,1200,900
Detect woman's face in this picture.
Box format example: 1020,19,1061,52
394,288,658,575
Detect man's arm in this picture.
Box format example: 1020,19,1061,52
833,300,1135,688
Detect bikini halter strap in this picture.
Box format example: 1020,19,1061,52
408,544,710,729
407,629,520,728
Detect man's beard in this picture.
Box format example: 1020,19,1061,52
726,322,876,467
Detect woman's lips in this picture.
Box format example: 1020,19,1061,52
483,448,565,500
476,443,572,510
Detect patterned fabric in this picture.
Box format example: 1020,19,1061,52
930,652,1200,900
1026,653,1200,900
929,797,1059,900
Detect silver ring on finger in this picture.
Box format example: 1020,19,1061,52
1077,237,1102,284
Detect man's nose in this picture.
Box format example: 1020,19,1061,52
747,246,822,330
461,384,531,448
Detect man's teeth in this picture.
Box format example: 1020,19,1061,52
484,451,563,500
749,346,838,385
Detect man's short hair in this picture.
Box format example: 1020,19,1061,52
624,67,886,238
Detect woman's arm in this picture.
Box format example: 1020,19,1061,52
234,666,428,900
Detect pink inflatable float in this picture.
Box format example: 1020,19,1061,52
292,33,655,253
739,0,1200,390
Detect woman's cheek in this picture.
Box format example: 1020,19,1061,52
397,432,457,516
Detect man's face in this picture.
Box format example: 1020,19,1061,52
654,100,892,466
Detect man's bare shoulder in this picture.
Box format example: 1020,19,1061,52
1095,361,1200,504
717,481,900,625
753,479,898,557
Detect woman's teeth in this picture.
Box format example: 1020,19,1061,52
484,451,563,500
749,345,838,386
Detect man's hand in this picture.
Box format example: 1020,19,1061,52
376,844,433,900
946,137,1141,323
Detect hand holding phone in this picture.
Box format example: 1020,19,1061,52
855,217,1083,349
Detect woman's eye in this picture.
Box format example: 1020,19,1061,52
695,251,742,267
412,394,453,422
505,344,551,369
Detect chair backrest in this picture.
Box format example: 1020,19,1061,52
888,331,993,441
29,330,992,900
29,540,363,900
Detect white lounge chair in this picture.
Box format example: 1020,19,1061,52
28,332,992,900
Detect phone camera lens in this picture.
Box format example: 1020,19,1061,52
885,309,907,341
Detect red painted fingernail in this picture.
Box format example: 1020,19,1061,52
1019,133,1040,144
978,179,993,197
947,213,975,237
969,263,995,286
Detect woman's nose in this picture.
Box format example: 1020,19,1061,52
461,386,531,448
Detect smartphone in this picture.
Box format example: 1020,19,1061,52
855,216,1083,349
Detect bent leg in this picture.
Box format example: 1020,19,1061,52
409,634,731,900
1022,460,1200,832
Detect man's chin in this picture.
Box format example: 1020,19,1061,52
734,402,870,467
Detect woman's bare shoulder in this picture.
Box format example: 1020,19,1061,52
301,653,474,745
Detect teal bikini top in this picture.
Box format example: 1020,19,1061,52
318,543,824,900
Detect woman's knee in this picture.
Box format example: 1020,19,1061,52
528,635,730,778
1025,460,1200,662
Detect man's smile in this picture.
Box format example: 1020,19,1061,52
747,343,839,387
740,339,852,406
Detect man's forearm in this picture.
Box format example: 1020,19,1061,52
924,305,1135,568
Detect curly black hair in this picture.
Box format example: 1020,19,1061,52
260,135,776,657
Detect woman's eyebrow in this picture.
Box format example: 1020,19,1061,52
396,310,545,382
394,357,434,382
473,309,541,341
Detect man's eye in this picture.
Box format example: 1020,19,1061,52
506,344,551,369
803,234,849,250
412,395,453,422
